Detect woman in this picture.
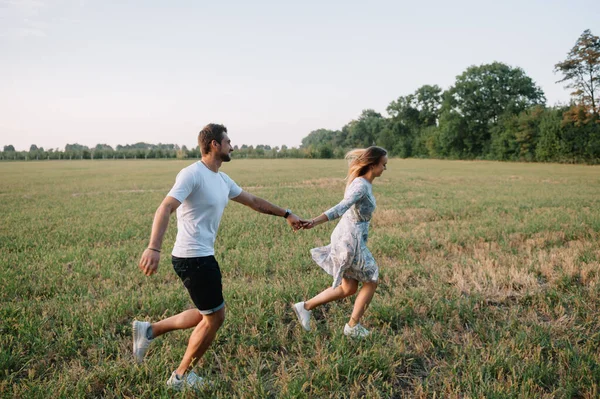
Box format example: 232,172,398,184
293,146,388,338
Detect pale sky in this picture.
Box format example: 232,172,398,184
1,0,599,151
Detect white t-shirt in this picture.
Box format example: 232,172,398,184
167,161,243,257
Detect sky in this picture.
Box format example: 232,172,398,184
1,0,599,151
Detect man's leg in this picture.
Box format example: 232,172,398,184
150,309,203,338
175,307,225,376
132,310,205,364
136,310,201,363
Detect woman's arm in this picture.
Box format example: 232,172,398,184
308,213,328,228
304,179,367,229
323,179,368,221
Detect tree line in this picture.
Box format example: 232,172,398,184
301,30,599,163
0,142,310,160
2,30,599,163
2,142,194,161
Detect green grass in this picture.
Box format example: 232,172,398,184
1,158,600,398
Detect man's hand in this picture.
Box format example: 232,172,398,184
138,197,180,277
286,213,308,231
139,248,160,276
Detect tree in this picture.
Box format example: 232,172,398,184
387,94,420,129
94,144,114,151
3,145,15,152
345,109,386,148
414,85,443,127
439,62,545,157
301,129,338,149
535,108,563,162
177,145,188,159
491,106,544,161
65,143,89,151
318,143,334,158
514,106,544,160
386,85,443,157
560,106,600,162
555,29,600,119
377,126,398,156
437,109,469,158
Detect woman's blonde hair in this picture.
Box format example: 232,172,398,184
345,146,387,187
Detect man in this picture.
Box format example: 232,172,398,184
133,123,304,391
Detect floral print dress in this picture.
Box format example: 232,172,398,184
310,177,379,288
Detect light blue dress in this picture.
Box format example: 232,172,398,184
310,177,379,288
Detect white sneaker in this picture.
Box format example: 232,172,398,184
292,302,312,331
166,370,207,391
132,320,152,363
343,323,370,338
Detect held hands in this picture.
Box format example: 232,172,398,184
138,248,160,276
285,213,310,231
285,213,318,231
299,218,316,230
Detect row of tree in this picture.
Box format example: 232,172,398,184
2,30,599,163
0,142,323,160
2,143,188,160
300,30,599,163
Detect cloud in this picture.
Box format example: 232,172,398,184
0,0,47,37
0,0,45,14
0,0,85,38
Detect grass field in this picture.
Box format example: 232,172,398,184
2,158,600,398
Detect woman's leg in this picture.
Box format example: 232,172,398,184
348,281,378,327
304,278,358,311
150,309,203,338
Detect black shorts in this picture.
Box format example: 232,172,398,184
172,255,224,314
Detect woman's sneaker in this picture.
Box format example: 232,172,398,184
292,302,312,331
343,323,370,338
166,371,207,391
132,320,152,363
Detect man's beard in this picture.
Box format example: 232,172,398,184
220,153,231,162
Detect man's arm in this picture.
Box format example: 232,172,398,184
231,190,303,229
138,196,181,276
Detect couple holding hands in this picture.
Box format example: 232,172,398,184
134,123,388,390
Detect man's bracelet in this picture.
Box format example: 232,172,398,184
148,247,161,253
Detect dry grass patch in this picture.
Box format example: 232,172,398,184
536,239,600,287
448,238,539,302
450,259,540,303
449,231,600,302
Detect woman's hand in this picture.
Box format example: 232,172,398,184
301,218,317,230
299,213,327,229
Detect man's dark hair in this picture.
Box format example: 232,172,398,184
198,124,227,155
